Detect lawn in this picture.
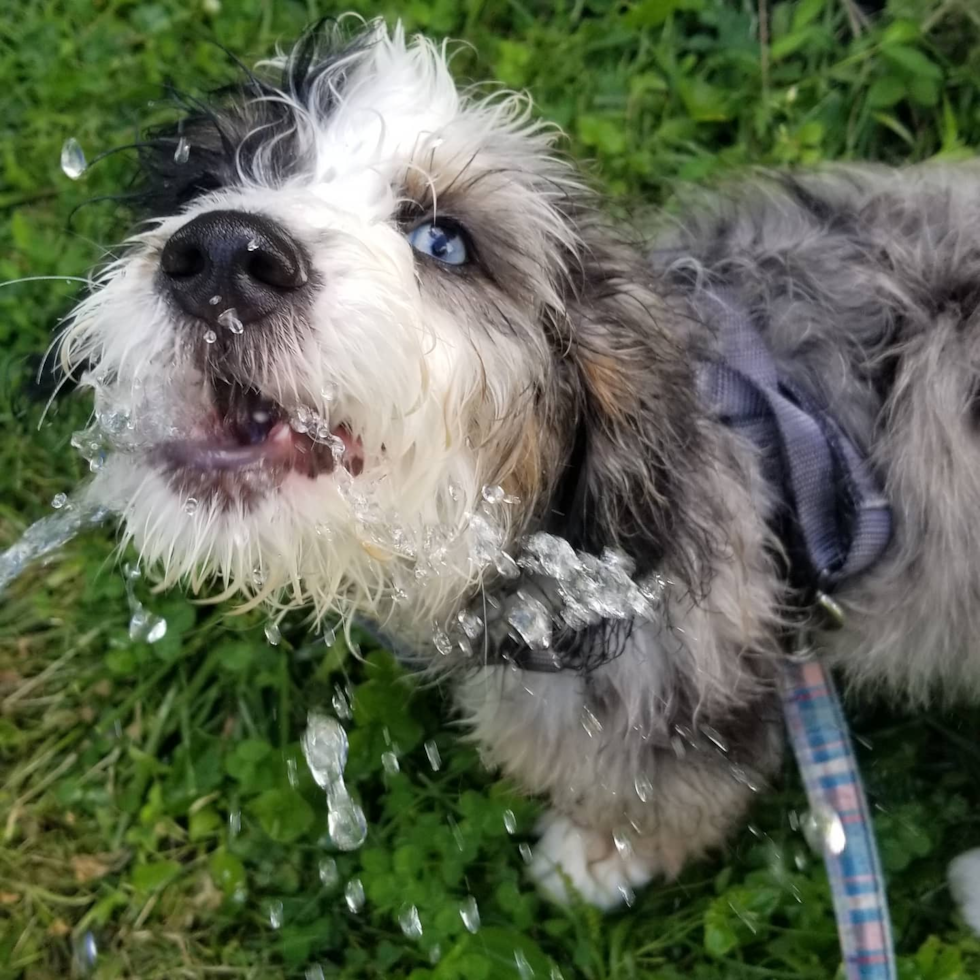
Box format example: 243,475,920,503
2,1,980,978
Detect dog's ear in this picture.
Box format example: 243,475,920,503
546,230,704,579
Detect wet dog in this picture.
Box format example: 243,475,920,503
60,20,980,915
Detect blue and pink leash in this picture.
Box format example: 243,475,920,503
783,654,896,980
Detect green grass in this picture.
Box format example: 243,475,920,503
3,0,980,977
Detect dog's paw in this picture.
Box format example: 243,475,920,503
528,812,656,910
949,848,980,935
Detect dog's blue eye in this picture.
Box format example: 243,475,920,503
407,221,468,266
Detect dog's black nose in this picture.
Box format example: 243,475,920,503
159,210,309,324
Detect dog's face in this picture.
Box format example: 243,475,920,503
61,21,695,636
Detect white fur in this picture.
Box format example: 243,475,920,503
949,849,980,935
60,22,576,633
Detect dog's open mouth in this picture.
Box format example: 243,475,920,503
156,379,364,486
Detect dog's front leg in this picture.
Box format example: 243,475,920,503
454,648,783,909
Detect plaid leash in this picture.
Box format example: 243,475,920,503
782,657,896,980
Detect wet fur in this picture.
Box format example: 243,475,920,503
60,21,980,907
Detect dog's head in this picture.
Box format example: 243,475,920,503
61,20,698,639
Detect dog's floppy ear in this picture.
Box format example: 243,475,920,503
547,230,704,580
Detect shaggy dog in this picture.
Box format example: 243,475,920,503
59,20,979,915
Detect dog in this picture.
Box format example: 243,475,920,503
59,20,980,918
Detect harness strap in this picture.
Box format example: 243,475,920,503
696,290,892,590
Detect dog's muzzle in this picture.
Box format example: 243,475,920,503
158,209,311,326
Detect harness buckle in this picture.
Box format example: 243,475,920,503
815,590,846,630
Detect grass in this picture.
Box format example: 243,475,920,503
2,0,980,977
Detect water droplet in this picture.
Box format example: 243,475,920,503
634,773,653,803
518,842,533,864
218,308,244,334
432,627,453,657
424,739,441,771
286,757,298,787
482,485,506,505
447,815,465,851
550,969,566,980
617,883,636,907
801,804,846,856
228,809,241,836
61,138,87,179
174,137,190,163
327,783,367,850
302,713,348,787
128,604,167,644
429,944,442,965
264,622,281,646
503,809,517,834
382,750,400,774
318,857,339,888
613,828,633,857
398,904,423,939
701,725,729,753
344,878,365,912
581,706,603,738
145,616,167,643
495,551,521,579
457,608,484,640
184,496,199,515
203,329,217,344
266,899,284,929
246,237,260,251
331,686,351,720
506,592,552,650
448,482,463,501
51,493,68,510
459,895,481,933
72,931,98,975
305,966,325,980
514,949,534,979
320,382,339,402
209,294,222,306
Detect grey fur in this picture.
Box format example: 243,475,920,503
69,23,980,904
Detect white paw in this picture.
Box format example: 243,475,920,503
528,812,656,910
949,848,980,935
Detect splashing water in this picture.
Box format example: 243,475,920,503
60,137,87,179
72,931,98,975
305,967,326,980
344,878,365,912
301,712,367,851
0,499,111,597
124,564,167,643
318,857,339,888
459,895,481,934
801,803,847,857
503,809,517,834
264,622,282,646
398,904,423,939
218,308,245,334
173,137,190,163
423,739,442,771
266,899,284,929
514,949,535,979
